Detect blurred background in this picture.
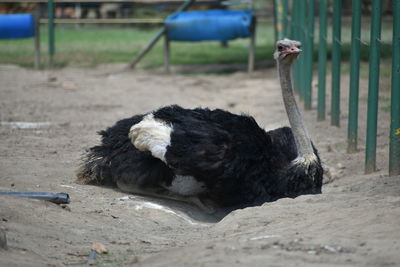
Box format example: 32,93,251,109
0,0,394,70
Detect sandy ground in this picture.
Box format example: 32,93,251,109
0,63,399,266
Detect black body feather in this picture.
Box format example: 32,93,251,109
77,105,323,209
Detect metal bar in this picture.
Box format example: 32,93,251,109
298,1,306,100
274,0,285,40
2,0,214,3
48,0,55,68
128,28,166,69
163,33,170,73
273,0,278,41
291,1,301,93
365,0,382,174
389,0,400,176
282,0,288,38
304,0,314,110
317,0,327,121
347,0,362,153
248,17,256,73
40,18,164,24
331,0,342,127
290,0,298,40
127,0,195,69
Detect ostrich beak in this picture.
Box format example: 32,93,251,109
283,47,302,55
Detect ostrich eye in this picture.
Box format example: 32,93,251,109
297,45,301,49
278,45,284,51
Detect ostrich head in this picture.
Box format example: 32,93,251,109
273,39,302,65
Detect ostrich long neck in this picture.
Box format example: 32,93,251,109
277,61,315,159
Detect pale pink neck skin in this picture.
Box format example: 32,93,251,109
275,39,316,164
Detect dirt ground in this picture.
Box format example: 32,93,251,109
0,63,399,266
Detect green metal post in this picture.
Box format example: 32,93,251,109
273,0,278,41
347,0,362,153
298,1,306,100
365,0,382,174
331,0,342,127
389,0,400,176
317,0,327,121
282,0,288,38
290,0,299,40
34,4,41,69
304,0,314,110
274,0,285,40
47,0,55,67
291,0,301,93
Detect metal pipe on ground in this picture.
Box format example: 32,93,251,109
0,191,70,204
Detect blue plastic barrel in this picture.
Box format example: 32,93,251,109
0,14,35,39
165,10,254,42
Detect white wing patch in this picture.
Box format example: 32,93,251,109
162,175,207,196
129,113,173,163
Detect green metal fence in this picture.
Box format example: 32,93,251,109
365,0,383,174
317,0,328,121
274,0,400,176
331,0,342,127
47,0,55,67
347,0,362,154
390,0,400,176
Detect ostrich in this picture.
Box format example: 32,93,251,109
77,39,323,212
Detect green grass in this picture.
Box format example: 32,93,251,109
0,19,394,70
0,23,275,69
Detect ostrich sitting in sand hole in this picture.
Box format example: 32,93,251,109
77,39,323,213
